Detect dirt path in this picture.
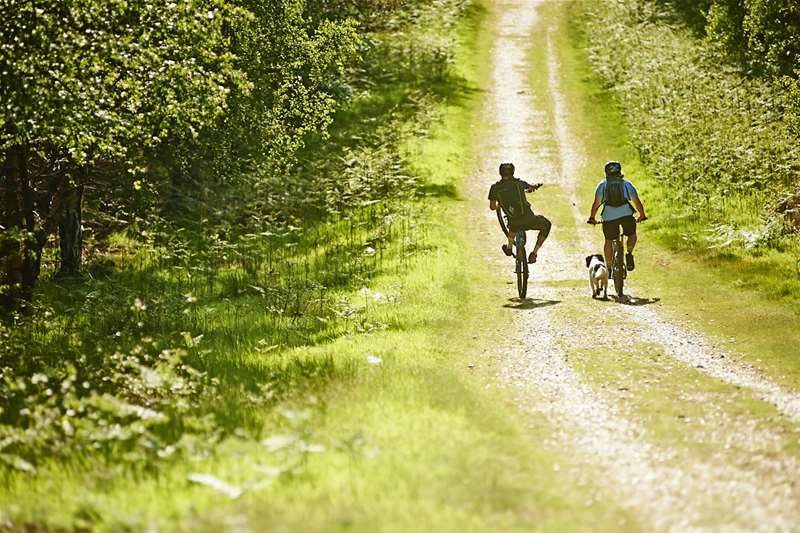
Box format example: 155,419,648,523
469,1,800,530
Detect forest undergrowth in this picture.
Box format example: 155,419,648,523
0,0,476,520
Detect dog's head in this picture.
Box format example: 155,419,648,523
585,254,604,268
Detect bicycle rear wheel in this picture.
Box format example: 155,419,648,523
496,209,509,236
612,240,624,297
516,245,528,299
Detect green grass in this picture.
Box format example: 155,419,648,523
540,0,800,392
2,232,630,531
0,2,636,530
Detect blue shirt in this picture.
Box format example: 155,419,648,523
595,179,638,221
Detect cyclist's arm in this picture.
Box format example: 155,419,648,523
490,199,498,211
588,197,602,221
632,197,647,219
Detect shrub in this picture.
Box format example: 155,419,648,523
583,0,800,243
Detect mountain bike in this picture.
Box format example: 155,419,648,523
496,209,529,298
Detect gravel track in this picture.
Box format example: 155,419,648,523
469,1,800,530
620,302,800,423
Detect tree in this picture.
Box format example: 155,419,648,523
0,0,248,311
220,0,360,172
706,0,800,76
170,0,363,230
742,0,800,76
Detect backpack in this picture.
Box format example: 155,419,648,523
603,177,628,208
495,179,529,219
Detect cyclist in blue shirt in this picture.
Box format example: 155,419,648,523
587,161,648,271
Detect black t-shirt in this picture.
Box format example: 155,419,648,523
488,178,533,219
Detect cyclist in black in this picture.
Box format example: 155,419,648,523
488,162,551,264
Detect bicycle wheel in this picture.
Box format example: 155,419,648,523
516,252,528,298
612,240,624,297
496,209,509,237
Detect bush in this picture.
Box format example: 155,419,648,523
0,320,218,472
706,0,800,77
582,0,800,244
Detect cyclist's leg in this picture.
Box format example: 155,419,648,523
531,215,551,251
603,239,614,269
626,233,637,251
622,216,637,251
501,224,516,256
620,216,637,270
527,214,551,262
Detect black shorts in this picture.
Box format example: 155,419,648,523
602,215,636,240
508,211,551,238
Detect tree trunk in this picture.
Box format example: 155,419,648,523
0,144,30,312
17,143,43,311
1,148,21,312
57,183,83,277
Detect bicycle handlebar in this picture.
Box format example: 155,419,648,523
587,216,648,224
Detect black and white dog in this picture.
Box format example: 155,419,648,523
585,254,609,299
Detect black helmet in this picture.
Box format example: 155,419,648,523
604,160,623,178
499,162,515,177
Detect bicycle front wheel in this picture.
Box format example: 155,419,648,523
613,268,624,298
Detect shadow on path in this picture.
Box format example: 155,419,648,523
504,298,561,310
615,295,661,306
